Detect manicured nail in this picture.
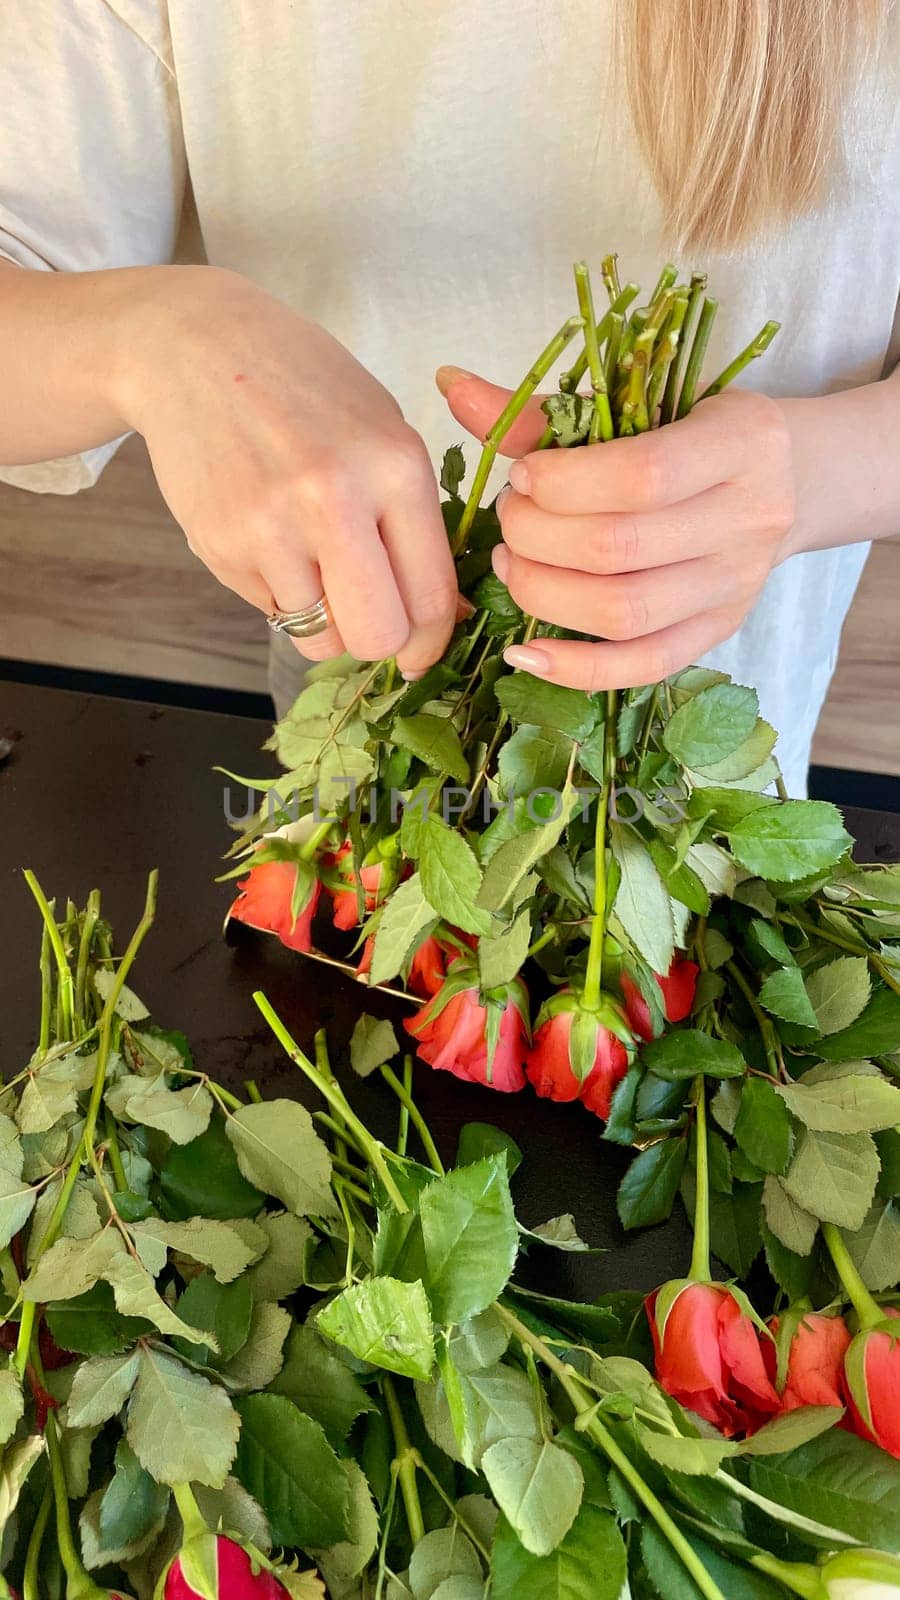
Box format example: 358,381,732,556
455,594,476,621
401,668,426,682
495,484,511,516
492,543,511,580
435,364,474,397
508,460,530,495
503,645,551,676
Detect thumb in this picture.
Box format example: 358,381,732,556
435,367,548,457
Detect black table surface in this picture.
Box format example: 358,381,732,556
1,680,898,1303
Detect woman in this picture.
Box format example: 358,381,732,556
1,1,897,796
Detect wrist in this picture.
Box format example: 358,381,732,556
777,371,900,561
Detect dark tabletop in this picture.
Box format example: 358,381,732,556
1,680,898,1302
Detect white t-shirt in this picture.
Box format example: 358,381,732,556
2,1,899,794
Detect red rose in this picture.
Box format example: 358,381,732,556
647,1282,780,1437
405,965,528,1092
844,1309,900,1459
526,991,629,1121
325,842,386,931
165,1535,290,1599
228,860,320,953
621,958,699,1043
765,1311,851,1412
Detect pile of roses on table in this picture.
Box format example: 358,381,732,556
229,851,900,1464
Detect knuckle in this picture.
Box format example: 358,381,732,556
412,580,457,627
360,619,411,659
292,453,353,516
588,515,640,574
632,437,670,508
601,585,648,641
380,426,430,494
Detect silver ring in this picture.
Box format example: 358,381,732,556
266,596,331,640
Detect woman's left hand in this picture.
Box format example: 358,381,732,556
439,370,796,690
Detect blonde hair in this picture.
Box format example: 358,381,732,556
619,0,885,251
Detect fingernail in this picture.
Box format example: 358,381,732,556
435,364,474,397
492,543,510,580
508,460,530,495
503,645,551,676
495,484,511,516
455,594,476,621
401,668,426,682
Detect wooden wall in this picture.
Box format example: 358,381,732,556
0,435,897,775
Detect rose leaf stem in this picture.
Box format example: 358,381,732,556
23,873,74,1042
22,1484,53,1600
494,1304,727,1600
724,959,781,1078
73,888,101,1035
37,915,53,1057
379,1060,444,1175
676,298,719,419
396,1055,412,1157
582,694,616,1013
172,1480,209,1544
103,1109,129,1192
747,1551,823,1600
382,1374,425,1546
252,993,409,1213
822,1222,884,1330
689,1078,712,1282
698,321,780,402
46,1409,96,1596
573,262,613,444
452,315,585,557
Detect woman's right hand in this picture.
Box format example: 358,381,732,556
118,265,458,678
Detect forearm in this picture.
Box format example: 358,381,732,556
0,260,172,464
780,366,900,559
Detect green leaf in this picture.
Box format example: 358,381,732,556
0,1169,37,1249
776,1071,900,1135
409,1525,483,1600
482,1437,583,1557
843,1201,900,1292
692,720,778,783
478,791,577,913
441,444,466,497
0,1369,24,1448
456,1123,522,1176
98,1438,170,1557
131,1217,267,1283
0,1112,25,1179
393,714,469,785
127,1347,240,1487
173,1271,254,1366
102,1233,216,1348
477,902,533,991
318,1277,435,1381
804,957,871,1036
491,1503,627,1600
94,968,149,1020
16,1074,78,1136
609,823,675,975
46,1281,153,1357
747,1429,900,1551
782,1128,880,1231
245,1212,314,1302
234,1392,350,1549
762,1176,819,1256
370,874,439,987
816,986,900,1062
540,391,593,448
218,1300,291,1392
420,1155,518,1325
498,725,573,800
22,1227,121,1304
495,673,599,740
66,1350,140,1428
271,1323,376,1446
418,816,492,938
739,1406,843,1457
641,1030,745,1082
728,801,851,883
733,1078,793,1175
193,1475,272,1556
104,1074,213,1144
79,1486,165,1572
418,1356,540,1470
663,683,759,770
159,1119,265,1221
448,1309,510,1372
637,1426,734,1476
225,1100,337,1218
748,918,796,966
308,1459,379,1594
350,1016,399,1078
708,1182,763,1279
617,1139,687,1229
758,968,819,1029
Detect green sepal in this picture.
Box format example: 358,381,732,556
568,1008,600,1085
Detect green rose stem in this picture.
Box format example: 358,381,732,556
555,283,640,398
699,321,781,402
22,1484,52,1600
745,1552,825,1600
676,297,719,419
23,872,74,1043
573,262,613,444
724,959,782,1078
73,888,101,1034
689,1079,712,1282
660,271,707,424
494,1304,727,1600
15,870,159,1379
582,712,614,1014
451,315,585,558
822,1222,885,1331
378,1060,444,1175
252,993,409,1213
382,1373,425,1546
46,1408,108,1599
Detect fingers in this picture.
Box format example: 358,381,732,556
437,369,548,457
375,441,459,678
313,500,412,663
497,482,736,574
503,607,745,693
491,543,741,641
258,546,347,661
508,390,770,516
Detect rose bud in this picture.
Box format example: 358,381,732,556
165,1533,291,1599
526,990,630,1121
620,957,699,1043
404,961,528,1092
844,1309,900,1460
228,860,321,954
406,931,474,998
817,1548,900,1598
646,1281,780,1437
764,1309,851,1412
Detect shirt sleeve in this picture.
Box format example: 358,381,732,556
0,0,186,494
